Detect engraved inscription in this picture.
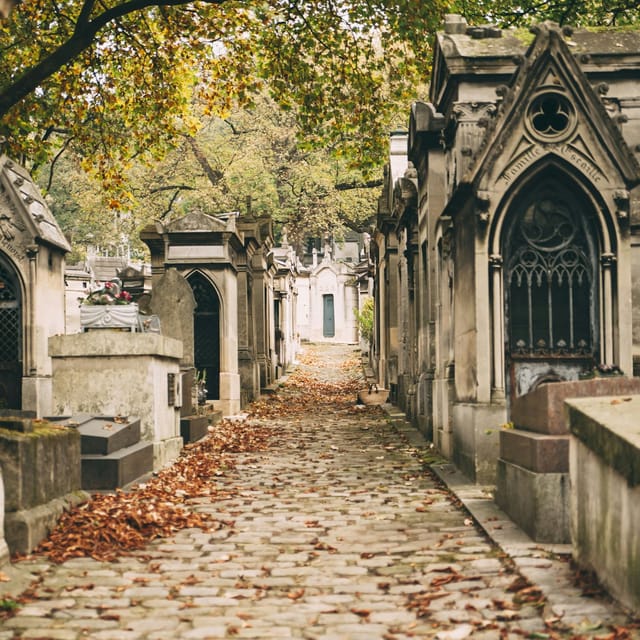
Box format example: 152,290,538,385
500,145,543,184
499,143,604,186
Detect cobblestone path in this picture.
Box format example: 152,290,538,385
1,344,635,639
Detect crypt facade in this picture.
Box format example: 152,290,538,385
374,17,640,482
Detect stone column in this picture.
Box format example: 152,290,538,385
490,254,505,397
219,268,241,415
26,244,38,376
601,252,616,365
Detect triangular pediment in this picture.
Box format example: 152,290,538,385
165,210,235,234
464,23,640,194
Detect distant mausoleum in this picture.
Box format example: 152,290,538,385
296,232,371,344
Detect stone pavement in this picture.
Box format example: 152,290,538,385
1,344,637,639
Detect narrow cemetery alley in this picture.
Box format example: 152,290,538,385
1,344,637,640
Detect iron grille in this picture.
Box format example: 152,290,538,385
0,261,19,361
506,198,594,357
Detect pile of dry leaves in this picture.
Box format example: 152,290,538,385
26,347,367,564
31,417,279,564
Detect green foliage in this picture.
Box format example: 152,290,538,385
36,95,380,255
452,0,640,27
3,0,639,247
0,598,19,613
355,296,374,344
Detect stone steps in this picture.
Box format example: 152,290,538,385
81,440,154,490
48,414,153,490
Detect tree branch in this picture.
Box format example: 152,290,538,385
185,134,224,187
0,0,228,118
334,178,382,191
46,135,75,191
149,184,196,193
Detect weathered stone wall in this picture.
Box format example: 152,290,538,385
0,420,84,554
567,395,640,613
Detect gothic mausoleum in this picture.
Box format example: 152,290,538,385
375,18,640,483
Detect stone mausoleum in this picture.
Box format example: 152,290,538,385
375,18,640,482
0,155,71,415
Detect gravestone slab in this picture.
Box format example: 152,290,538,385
0,419,87,554
150,269,196,368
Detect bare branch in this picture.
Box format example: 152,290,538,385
46,136,75,191
185,134,224,187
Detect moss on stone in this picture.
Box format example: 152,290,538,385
568,405,640,487
0,423,76,440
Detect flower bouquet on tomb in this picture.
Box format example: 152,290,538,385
80,279,139,331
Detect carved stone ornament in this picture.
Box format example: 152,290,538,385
525,91,577,142
475,190,491,226
614,189,630,222
80,303,140,331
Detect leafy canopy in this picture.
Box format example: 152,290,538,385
2,0,639,254
1,0,638,177
0,0,445,181
42,94,382,257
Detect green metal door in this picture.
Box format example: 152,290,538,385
323,294,335,338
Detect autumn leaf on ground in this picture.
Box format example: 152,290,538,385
406,590,449,617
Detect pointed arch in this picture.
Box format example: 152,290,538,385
487,160,618,401
0,253,23,408
187,270,220,400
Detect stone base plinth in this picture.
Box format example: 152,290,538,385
452,402,506,485
219,372,241,416
495,458,570,543
500,429,569,473
511,377,640,434
153,435,184,470
496,428,570,543
180,416,209,443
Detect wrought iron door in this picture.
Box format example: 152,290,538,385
504,192,597,398
0,259,21,408
189,273,220,400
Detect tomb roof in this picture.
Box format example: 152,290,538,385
438,22,640,61
0,155,71,252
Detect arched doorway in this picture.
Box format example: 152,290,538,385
0,256,21,409
502,176,600,399
188,272,220,400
